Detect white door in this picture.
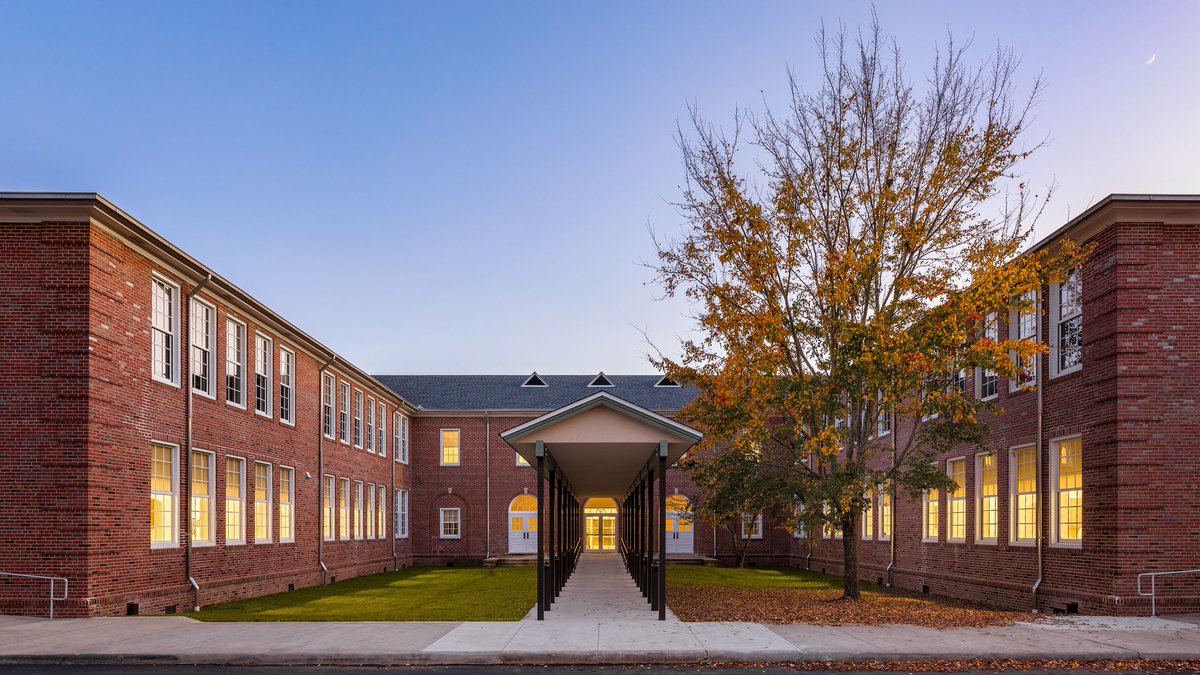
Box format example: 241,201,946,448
666,495,694,554
508,495,538,554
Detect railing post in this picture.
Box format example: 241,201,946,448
536,441,545,620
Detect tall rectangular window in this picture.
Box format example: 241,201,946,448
398,415,410,464
279,466,294,543
1053,437,1083,545
441,429,460,465
976,314,999,400
1011,446,1038,543
366,396,376,453
254,334,273,416
861,491,874,540
338,478,350,540
440,508,460,539
878,486,892,540
948,458,967,542
353,390,364,448
190,450,214,546
354,481,364,539
1052,269,1083,375
977,453,998,542
923,489,939,542
279,349,295,425
254,462,272,543
151,275,180,385
322,475,335,541
225,319,246,406
1011,290,1039,390
151,442,178,547
876,391,890,436
377,486,386,539
190,298,215,396
366,483,376,539
322,374,336,439
339,383,350,444
225,457,245,544
395,489,409,539
378,403,387,458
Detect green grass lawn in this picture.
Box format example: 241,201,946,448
668,565,857,591
187,566,536,622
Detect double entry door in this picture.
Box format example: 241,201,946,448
509,512,538,554
585,515,616,551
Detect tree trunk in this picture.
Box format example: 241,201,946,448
729,526,748,568
841,509,861,601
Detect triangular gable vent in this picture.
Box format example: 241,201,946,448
522,372,548,387
588,372,614,388
654,375,681,388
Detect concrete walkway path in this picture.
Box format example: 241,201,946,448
524,553,675,621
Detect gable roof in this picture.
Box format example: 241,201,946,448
373,374,696,412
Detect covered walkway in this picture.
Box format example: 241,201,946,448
523,553,679,622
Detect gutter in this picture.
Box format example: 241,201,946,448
886,410,897,586
184,273,213,612
485,411,492,560
1032,310,1045,612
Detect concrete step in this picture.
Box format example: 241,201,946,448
482,555,539,568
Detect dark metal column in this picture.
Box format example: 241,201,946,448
658,440,668,620
536,440,545,620
548,460,556,609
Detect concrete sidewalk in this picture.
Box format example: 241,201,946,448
0,613,1198,665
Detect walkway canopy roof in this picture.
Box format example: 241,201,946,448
500,391,702,498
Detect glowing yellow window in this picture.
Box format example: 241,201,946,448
978,453,998,541
948,459,967,541
1055,438,1083,543
151,443,176,546
441,430,460,465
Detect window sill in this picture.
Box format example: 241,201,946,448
255,410,273,420
1009,540,1035,547
227,541,245,547
281,419,295,427
280,539,295,545
1050,541,1082,549
1050,365,1082,379
254,539,272,545
151,541,180,550
440,536,461,541
153,376,181,389
395,535,409,540
191,541,215,548
947,539,967,545
975,539,997,546
979,395,998,403
193,389,216,401
922,538,938,544
226,400,247,410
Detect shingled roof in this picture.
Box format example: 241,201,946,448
373,374,696,412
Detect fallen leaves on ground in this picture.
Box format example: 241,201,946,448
709,659,1200,671
668,584,1031,628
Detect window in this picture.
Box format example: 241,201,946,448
977,453,998,543
339,382,351,444
279,467,294,543
861,491,874,540
322,374,336,439
354,480,364,539
923,489,939,542
822,502,842,539
441,429,460,465
366,396,376,453
397,414,409,464
792,506,805,539
190,299,216,396
254,462,272,543
516,452,530,466
948,458,967,542
1011,446,1038,543
339,478,350,540
190,450,214,546
353,390,364,448
440,508,461,539
1052,437,1083,545
378,403,387,458
377,486,386,539
151,442,178,547
876,391,890,437
254,334,273,416
279,349,295,425
322,475,335,541
1052,269,1083,376
1011,290,1039,390
225,319,246,406
976,314,998,400
366,483,376,539
225,457,245,544
741,512,763,539
151,275,180,385
878,486,892,540
395,489,409,538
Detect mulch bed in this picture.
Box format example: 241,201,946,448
668,584,1033,628
710,659,1200,672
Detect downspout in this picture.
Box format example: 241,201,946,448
392,402,398,571
184,273,212,612
318,357,335,584
886,409,897,586
485,410,491,560
1032,337,1045,612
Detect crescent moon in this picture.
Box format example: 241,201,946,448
1145,54,1157,65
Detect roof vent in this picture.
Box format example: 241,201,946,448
654,375,681,388
588,372,614,388
522,372,548,388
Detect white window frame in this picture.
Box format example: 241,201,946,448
1050,435,1083,548
254,461,272,544
189,297,216,398
225,456,246,545
975,452,998,544
353,389,364,449
1009,444,1039,546
740,512,763,540
354,480,364,539
339,382,351,445
947,457,967,543
398,415,410,464
279,348,295,426
366,395,376,454
922,489,939,543
377,485,387,539
322,373,336,439
861,492,874,540
440,428,460,466
875,391,890,437
366,483,376,539
1010,290,1040,392
254,333,273,418
378,403,387,458
1050,270,1083,378
440,507,461,539
150,441,180,549
975,313,999,401
322,474,335,542
395,489,409,539
225,318,247,408
877,485,892,541
279,466,295,543
516,452,530,466
190,448,215,547
339,478,350,540
150,274,181,387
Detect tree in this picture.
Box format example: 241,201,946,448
681,445,786,568
650,17,1086,600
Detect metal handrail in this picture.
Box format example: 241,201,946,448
1137,567,1200,616
0,572,69,619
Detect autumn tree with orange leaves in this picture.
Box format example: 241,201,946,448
651,18,1086,600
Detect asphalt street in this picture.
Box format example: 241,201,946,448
0,666,1189,675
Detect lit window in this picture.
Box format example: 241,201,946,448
225,319,246,406
151,442,178,547
395,489,409,539
377,486,386,539
441,429,460,466
1052,269,1083,375
354,481,364,539
1011,290,1039,390
1011,446,1038,543
977,453,998,542
861,491,874,540
822,502,843,539
322,374,336,439
279,349,295,425
279,467,294,543
516,452,530,466
366,396,376,453
440,507,461,539
948,459,967,542
338,478,350,540
1053,437,1083,544
366,483,376,539
225,457,245,544
190,450,214,546
353,390,364,448
339,382,350,444
151,275,179,385
378,403,387,458
254,462,272,543
254,334,273,416
190,299,215,396
976,314,998,400
879,486,892,540
923,489,939,542
741,512,763,540
322,475,335,541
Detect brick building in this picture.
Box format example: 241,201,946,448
1,192,1197,617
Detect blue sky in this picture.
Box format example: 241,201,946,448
2,1,1197,374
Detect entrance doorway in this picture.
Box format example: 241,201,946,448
665,494,693,554
508,495,538,554
584,497,617,551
